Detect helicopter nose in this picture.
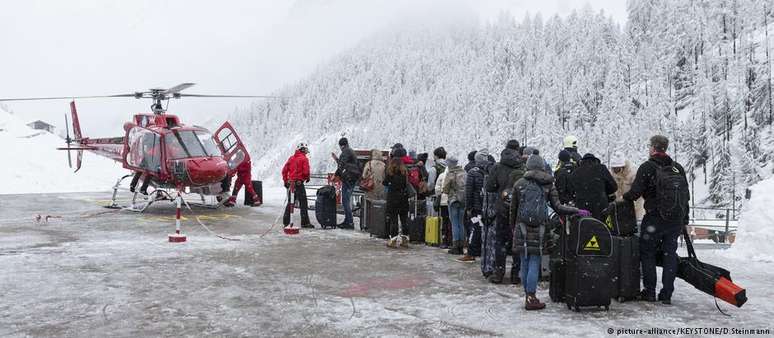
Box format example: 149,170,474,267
186,158,229,185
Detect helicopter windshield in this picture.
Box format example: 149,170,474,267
167,130,220,159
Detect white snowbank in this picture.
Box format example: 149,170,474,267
0,109,128,194
725,177,774,262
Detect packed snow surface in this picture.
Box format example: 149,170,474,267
0,109,127,194
726,177,774,263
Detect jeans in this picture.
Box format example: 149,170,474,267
342,182,354,225
639,213,681,298
520,254,541,294
449,202,465,242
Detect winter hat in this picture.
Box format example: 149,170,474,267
417,153,429,163
649,135,669,152
558,150,571,163
610,152,626,168
477,148,490,159
433,146,447,159
468,150,477,162
526,154,545,171
474,151,488,163
487,154,496,163
506,139,520,150
582,153,597,161
393,147,407,158
392,143,404,150
523,146,537,157
338,137,349,146
446,156,459,168
409,149,417,159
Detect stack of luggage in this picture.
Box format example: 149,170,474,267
604,200,641,302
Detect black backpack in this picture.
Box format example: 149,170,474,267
654,162,690,222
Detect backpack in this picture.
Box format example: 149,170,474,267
654,162,690,222
407,166,423,192
450,169,466,207
516,179,549,226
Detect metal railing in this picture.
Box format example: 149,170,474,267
688,206,739,244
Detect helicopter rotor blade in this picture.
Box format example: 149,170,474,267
164,83,196,94
178,94,286,99
0,94,136,102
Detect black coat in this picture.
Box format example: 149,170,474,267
464,161,490,213
510,170,579,256
623,154,690,224
554,162,575,204
568,156,617,220
485,148,525,219
335,146,361,186
383,172,409,210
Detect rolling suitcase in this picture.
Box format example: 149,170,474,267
603,201,637,236
408,199,426,243
564,217,613,311
366,199,388,239
467,218,482,257
611,235,640,302
315,185,337,229
243,180,263,206
549,214,567,302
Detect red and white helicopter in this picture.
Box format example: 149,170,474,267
1,83,276,212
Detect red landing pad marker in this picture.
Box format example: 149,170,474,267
169,230,187,243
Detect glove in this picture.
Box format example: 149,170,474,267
577,209,592,217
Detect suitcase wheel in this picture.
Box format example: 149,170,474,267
618,297,626,303
573,306,580,312
604,305,610,311
566,303,572,310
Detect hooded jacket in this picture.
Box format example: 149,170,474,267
510,168,579,256
485,148,525,218
362,149,386,200
465,159,491,213
443,164,466,206
610,160,645,220
623,154,689,224
568,154,617,220
282,150,310,183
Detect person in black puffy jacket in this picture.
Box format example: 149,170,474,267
567,153,617,220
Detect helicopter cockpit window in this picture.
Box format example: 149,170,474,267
167,130,219,159
127,127,161,172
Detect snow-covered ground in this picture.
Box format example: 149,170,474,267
0,109,128,194
0,191,771,337
724,177,774,263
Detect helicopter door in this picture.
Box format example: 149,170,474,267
213,122,249,175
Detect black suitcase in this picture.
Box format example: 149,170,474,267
408,215,426,243
564,217,613,311
611,236,641,302
243,180,263,206
467,220,482,257
366,199,388,239
602,201,637,236
315,185,337,229
480,220,497,277
549,257,566,302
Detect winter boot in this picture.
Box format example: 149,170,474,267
224,196,236,207
658,290,672,305
448,241,463,255
487,272,504,284
638,289,656,302
510,268,521,285
251,195,262,206
525,293,546,310
386,237,398,249
456,254,476,263
400,235,410,248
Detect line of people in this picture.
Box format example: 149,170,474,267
279,134,689,310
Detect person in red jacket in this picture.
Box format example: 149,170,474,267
282,143,311,227
225,156,261,207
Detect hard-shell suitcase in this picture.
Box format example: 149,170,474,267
480,220,497,277
467,219,482,257
425,216,440,245
611,235,641,302
564,217,613,311
408,198,425,243
315,185,337,229
366,199,388,239
603,201,637,236
243,180,263,206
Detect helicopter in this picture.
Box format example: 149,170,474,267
0,83,278,212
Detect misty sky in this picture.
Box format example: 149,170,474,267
0,0,626,137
